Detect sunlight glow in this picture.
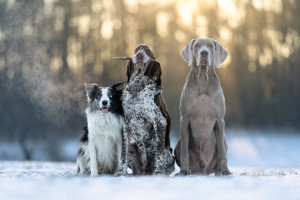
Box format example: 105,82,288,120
101,20,114,40
54,7,64,32
252,0,283,13
125,16,138,56
102,0,114,10
156,12,170,38
43,0,54,17
177,1,194,26
246,44,257,61
219,27,232,41
92,0,102,13
50,57,63,72
124,0,138,13
217,0,247,28
259,48,273,67
263,28,300,61
196,16,208,38
67,36,82,74
218,0,237,16
78,15,91,36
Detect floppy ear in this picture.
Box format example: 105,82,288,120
126,60,134,83
112,82,125,91
180,39,196,67
84,84,99,101
144,61,162,88
212,40,228,68
111,82,125,101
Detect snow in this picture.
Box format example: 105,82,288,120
1,132,300,200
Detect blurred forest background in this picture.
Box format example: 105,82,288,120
0,0,300,161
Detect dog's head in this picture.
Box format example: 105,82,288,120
131,44,154,66
127,44,162,87
180,38,228,71
85,82,124,115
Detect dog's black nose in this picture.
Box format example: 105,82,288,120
136,52,144,60
201,50,208,56
102,100,108,106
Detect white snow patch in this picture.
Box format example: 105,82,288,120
1,132,300,200
0,162,300,200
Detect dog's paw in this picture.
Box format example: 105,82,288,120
175,170,191,176
153,169,166,175
90,172,98,177
222,170,232,176
215,169,231,176
115,171,127,177
215,160,231,176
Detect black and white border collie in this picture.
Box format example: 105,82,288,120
77,82,124,176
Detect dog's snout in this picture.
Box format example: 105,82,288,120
201,50,208,56
102,100,108,106
136,52,144,60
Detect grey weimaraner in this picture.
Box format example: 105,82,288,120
175,38,231,175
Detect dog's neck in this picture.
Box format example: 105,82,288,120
189,64,217,93
133,63,147,75
192,63,215,78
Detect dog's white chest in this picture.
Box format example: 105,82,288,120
86,110,123,170
86,111,123,140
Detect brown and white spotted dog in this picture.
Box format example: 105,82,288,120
117,44,174,176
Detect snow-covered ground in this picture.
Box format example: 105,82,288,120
1,131,300,200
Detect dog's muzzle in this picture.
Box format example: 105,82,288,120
132,50,150,65
199,50,209,66
101,101,109,114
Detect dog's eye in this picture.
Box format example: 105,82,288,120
194,44,200,48
108,94,113,98
96,96,101,100
209,44,213,48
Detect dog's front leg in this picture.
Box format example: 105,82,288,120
215,119,231,176
115,126,129,176
176,116,191,176
134,129,148,175
136,141,147,175
89,143,98,177
153,125,166,175
116,138,122,172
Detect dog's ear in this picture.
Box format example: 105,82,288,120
84,84,99,100
112,82,125,91
180,38,196,67
126,59,134,83
144,60,162,88
212,40,228,68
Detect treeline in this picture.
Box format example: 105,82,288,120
0,0,299,148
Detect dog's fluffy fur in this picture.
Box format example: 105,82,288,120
117,44,175,175
77,83,124,176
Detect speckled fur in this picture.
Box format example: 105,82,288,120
124,72,166,174
117,45,174,175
